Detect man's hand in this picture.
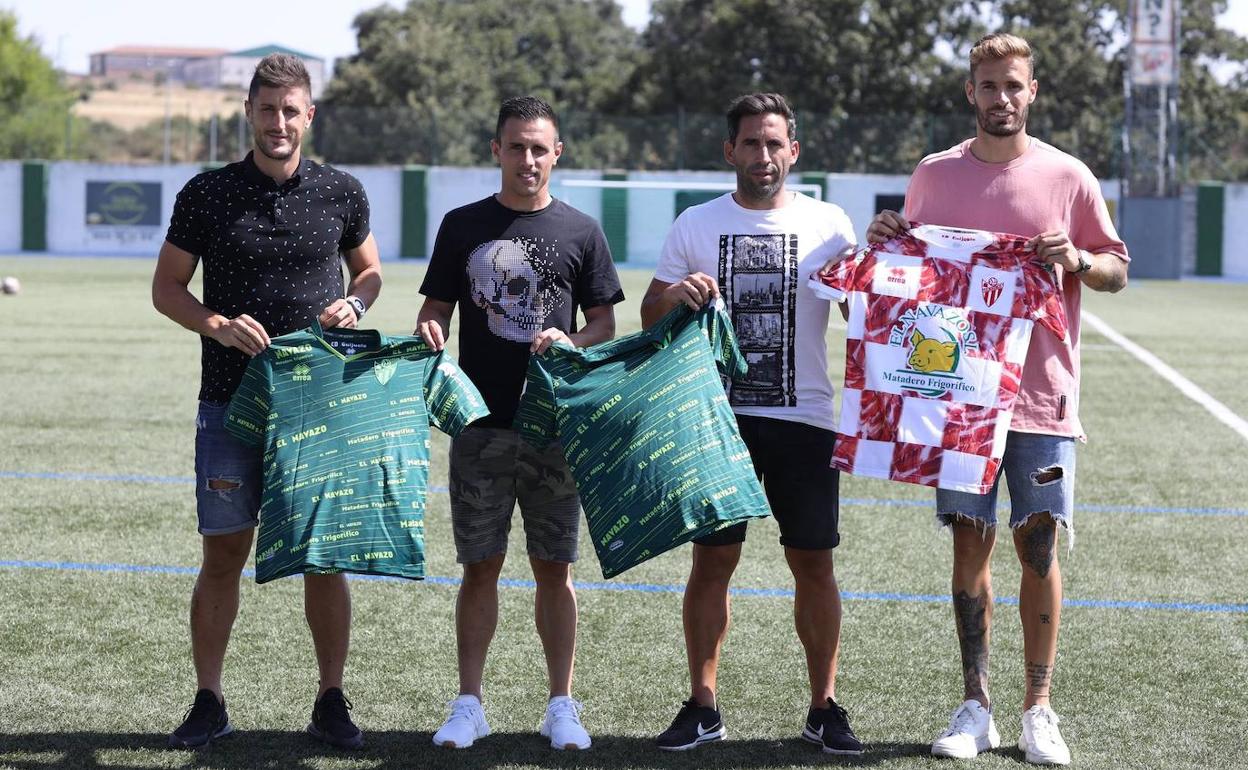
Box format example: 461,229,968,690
418,319,447,351
866,210,910,244
319,298,359,329
208,314,270,356
531,327,573,355
1025,230,1081,272
664,272,719,310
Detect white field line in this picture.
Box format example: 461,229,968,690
1082,310,1248,443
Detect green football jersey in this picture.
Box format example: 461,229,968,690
226,322,489,583
515,302,771,578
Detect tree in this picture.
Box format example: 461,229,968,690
316,0,641,166
0,10,75,159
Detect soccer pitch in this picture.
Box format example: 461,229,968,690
1,256,1245,770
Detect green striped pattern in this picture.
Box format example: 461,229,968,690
226,326,489,583
800,171,828,201
601,172,628,262
21,161,47,252
1196,183,1224,277
401,166,428,258
515,304,770,578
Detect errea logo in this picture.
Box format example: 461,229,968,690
292,363,312,382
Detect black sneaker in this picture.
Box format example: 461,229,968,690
307,687,364,749
167,689,233,749
801,698,864,755
656,698,726,751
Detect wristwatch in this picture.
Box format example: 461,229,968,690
346,295,367,320
1073,251,1093,274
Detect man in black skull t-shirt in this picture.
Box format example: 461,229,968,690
417,96,623,751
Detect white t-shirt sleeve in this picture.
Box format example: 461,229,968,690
654,210,694,284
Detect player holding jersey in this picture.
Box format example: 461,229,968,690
869,33,1128,765
640,93,863,756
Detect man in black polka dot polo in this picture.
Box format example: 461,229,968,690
153,53,381,751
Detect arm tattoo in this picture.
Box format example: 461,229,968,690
1026,661,1053,699
953,590,990,701
1021,520,1056,578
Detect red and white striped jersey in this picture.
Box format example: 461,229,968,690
808,223,1067,493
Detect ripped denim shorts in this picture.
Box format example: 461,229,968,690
936,431,1076,534
193,401,262,536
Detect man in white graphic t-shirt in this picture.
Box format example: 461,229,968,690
639,92,863,756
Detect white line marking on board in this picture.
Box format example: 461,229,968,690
1082,310,1248,443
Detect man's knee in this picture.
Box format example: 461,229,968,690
1014,512,1059,578
529,556,573,588
690,543,741,585
784,547,835,584
463,553,506,585
200,530,253,578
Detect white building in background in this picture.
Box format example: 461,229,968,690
184,45,326,98
90,43,325,97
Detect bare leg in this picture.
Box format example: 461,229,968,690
304,573,352,696
530,556,578,698
191,529,253,700
950,520,995,708
683,543,741,707
785,547,842,707
1014,514,1062,710
455,553,505,699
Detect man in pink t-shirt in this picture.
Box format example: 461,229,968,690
869,33,1128,766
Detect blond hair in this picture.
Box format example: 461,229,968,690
969,33,1033,79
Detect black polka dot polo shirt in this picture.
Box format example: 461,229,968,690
165,151,371,402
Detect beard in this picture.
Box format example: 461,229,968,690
254,130,299,161
976,103,1029,137
736,163,785,202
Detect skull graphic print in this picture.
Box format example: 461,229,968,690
467,238,562,342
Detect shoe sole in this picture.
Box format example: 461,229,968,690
931,732,1000,759
167,722,234,750
1017,736,1070,765
801,729,864,755
306,723,364,750
656,727,726,751
540,726,591,750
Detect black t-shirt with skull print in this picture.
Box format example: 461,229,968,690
420,195,624,427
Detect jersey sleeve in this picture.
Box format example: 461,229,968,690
418,213,463,302
700,300,749,381
165,176,212,256
574,223,626,309
339,173,372,251
807,249,859,303
224,354,274,446
513,356,560,448
1020,261,1069,341
424,351,490,437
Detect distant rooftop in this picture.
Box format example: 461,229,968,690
229,44,323,61
92,45,230,58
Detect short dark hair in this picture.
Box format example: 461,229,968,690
726,93,796,144
248,53,313,103
495,96,559,140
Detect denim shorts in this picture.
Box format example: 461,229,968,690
448,426,581,564
194,401,262,536
936,431,1076,531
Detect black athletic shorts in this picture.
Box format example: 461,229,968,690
694,414,841,550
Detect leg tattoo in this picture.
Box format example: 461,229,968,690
1020,520,1055,578
1026,661,1053,700
953,590,990,701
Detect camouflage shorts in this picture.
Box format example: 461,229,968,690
448,426,581,564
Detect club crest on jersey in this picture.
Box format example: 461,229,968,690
886,305,979,398
374,359,398,386
981,276,1005,307
292,363,312,382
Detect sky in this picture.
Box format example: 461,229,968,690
7,0,1247,76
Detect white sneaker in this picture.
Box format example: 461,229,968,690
931,699,1001,759
1018,705,1071,765
540,695,591,750
432,694,490,749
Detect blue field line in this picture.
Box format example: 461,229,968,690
3,559,1246,615
4,470,1247,518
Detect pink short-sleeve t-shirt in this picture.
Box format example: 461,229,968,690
904,137,1129,439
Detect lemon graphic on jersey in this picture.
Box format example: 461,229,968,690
374,359,398,386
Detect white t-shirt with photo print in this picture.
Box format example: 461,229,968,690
655,191,856,430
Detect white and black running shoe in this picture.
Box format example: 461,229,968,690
655,698,726,751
